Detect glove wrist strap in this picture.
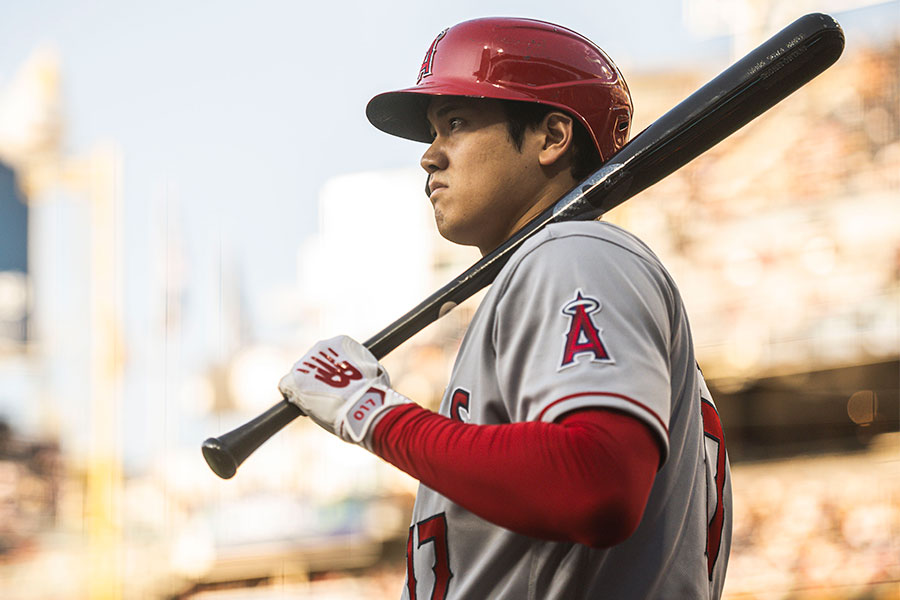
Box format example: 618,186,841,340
340,384,411,444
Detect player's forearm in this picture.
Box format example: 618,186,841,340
370,404,658,548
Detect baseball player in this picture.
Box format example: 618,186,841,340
279,17,732,599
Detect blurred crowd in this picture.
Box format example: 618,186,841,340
0,420,60,560
725,434,898,599
1,422,896,599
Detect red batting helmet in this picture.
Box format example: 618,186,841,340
366,17,633,163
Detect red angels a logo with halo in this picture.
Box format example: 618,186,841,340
417,28,448,84
559,290,614,369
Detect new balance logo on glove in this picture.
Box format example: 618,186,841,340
279,336,411,444
296,346,364,388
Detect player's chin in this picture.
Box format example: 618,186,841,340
435,221,466,245
434,214,479,247
433,210,458,241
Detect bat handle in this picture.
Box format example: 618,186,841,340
202,399,304,479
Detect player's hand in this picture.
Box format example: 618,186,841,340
278,335,411,444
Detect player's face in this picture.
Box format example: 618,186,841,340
421,97,558,255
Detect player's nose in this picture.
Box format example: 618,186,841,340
420,141,447,174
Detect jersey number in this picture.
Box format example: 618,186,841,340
406,513,453,599
450,389,470,422
701,396,727,580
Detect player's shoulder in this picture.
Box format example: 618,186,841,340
487,219,681,333
490,220,670,301
508,220,663,272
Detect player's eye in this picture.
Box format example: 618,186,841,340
448,117,463,131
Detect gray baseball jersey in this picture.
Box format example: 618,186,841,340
401,220,732,599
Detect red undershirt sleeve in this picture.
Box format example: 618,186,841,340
370,403,661,548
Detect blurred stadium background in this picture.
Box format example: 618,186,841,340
0,1,897,599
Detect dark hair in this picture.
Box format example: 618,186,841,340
502,101,602,180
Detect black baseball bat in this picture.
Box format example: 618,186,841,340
202,13,844,479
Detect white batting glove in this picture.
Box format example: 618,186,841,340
278,335,411,445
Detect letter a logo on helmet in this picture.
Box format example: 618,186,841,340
417,28,448,84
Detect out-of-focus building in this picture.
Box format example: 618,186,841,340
0,47,65,577
165,170,471,597
0,163,29,348
293,167,480,409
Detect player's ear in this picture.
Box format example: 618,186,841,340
538,111,575,168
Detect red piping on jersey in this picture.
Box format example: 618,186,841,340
538,391,669,437
371,404,660,548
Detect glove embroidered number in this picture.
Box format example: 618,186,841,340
343,387,387,440
296,346,364,387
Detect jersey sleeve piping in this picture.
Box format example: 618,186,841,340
538,391,670,462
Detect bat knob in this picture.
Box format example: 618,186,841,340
202,437,239,479
201,400,304,479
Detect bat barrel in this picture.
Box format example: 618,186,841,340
202,400,303,479
610,12,844,204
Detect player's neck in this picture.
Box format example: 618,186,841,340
478,175,578,256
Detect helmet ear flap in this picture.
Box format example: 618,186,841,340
610,111,632,160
